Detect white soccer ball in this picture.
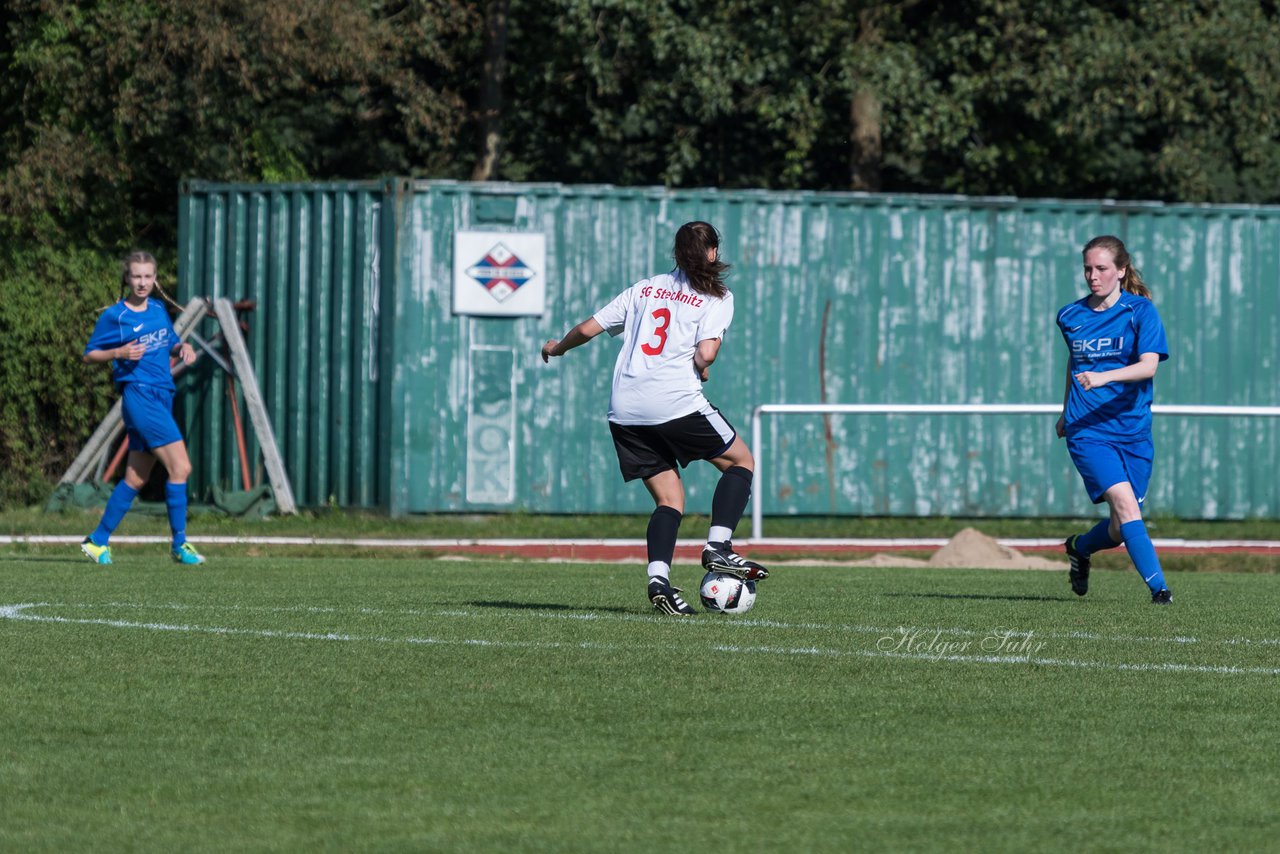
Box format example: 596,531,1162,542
699,571,757,615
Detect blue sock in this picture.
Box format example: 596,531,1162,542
1076,519,1121,556
92,482,138,546
1120,519,1167,593
166,482,189,548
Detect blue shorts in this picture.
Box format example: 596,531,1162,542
1066,436,1154,505
120,383,183,452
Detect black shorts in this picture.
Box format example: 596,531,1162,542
609,407,737,482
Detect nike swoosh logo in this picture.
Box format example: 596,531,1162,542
133,324,144,332
1065,325,1081,332
1144,572,1159,582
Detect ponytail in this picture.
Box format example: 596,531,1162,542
1121,268,1152,299
672,221,729,298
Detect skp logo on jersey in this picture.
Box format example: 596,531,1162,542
465,243,535,302
137,327,170,352
1072,337,1125,357
452,231,547,317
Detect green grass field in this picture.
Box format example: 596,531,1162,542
12,505,1280,540
2,552,1277,852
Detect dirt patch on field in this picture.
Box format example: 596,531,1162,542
843,527,1065,570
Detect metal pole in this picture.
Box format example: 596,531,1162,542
751,406,763,542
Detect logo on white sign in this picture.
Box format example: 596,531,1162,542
465,243,536,302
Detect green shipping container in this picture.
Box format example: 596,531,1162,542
178,180,1280,519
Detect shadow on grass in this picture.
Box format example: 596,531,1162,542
883,592,1068,603
0,555,99,566
466,600,634,614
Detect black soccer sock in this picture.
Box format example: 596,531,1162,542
647,505,683,568
710,466,753,542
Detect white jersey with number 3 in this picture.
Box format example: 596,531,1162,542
592,270,734,425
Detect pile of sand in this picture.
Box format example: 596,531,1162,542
847,527,1064,570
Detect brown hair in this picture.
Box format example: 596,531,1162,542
672,221,729,298
116,250,182,311
1083,235,1152,299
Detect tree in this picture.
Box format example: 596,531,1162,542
471,0,511,181
499,0,852,188
497,0,972,192
0,0,482,507
896,0,1280,202
0,0,480,249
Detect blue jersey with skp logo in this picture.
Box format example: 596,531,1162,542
1057,291,1168,441
84,298,178,390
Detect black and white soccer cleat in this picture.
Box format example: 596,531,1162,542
648,577,697,616
700,543,769,581
1064,535,1090,597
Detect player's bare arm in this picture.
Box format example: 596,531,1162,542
693,337,721,381
172,341,197,366
1056,362,1072,438
84,341,146,363
1074,352,1160,391
542,317,605,363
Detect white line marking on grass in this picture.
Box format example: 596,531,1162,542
35,601,1280,648
4,603,1278,677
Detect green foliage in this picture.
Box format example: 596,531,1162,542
921,0,1280,202
0,0,480,248
4,1,1280,509
0,244,122,508
248,127,311,183
502,0,869,189
498,0,1280,201
5,0,1280,250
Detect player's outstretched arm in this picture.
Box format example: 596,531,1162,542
542,317,605,363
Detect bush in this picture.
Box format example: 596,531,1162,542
0,244,126,508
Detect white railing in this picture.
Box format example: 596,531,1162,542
749,403,1280,541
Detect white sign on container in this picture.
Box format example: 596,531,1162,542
453,231,547,316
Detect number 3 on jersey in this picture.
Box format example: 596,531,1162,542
641,308,671,355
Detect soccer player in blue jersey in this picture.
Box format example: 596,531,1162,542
80,251,205,566
1056,235,1171,604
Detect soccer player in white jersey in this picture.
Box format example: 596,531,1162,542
541,221,767,615
1056,235,1172,604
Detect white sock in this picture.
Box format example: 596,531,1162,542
647,561,670,579
708,526,733,546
